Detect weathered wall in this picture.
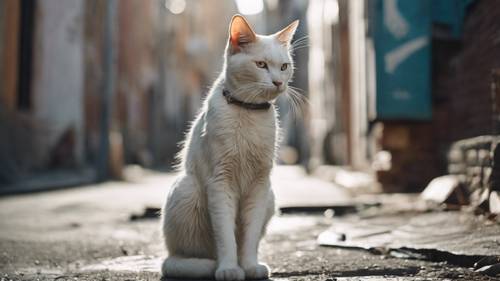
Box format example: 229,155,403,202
0,0,4,102
433,0,500,141
377,0,500,192
0,0,20,111
0,1,42,184
82,0,105,166
376,122,441,192
32,0,85,167
116,0,157,166
308,0,349,168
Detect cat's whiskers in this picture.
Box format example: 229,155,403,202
285,86,308,119
233,82,307,110
257,85,283,103
229,83,266,104
291,35,309,47
291,35,310,52
291,44,309,51
242,89,262,104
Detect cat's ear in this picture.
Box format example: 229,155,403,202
229,15,257,52
275,20,299,45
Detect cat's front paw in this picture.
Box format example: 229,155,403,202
215,265,245,281
243,263,270,280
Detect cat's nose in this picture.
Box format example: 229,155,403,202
273,81,283,87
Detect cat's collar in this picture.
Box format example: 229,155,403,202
222,89,271,110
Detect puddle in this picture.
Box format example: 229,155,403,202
81,255,162,272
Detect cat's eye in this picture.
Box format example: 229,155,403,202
255,61,267,69
281,63,289,71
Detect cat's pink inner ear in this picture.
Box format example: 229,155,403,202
229,15,256,51
276,20,299,45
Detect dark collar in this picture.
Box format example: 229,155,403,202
222,89,271,110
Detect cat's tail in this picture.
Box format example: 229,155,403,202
161,256,216,279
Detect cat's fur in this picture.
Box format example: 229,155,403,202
161,15,299,281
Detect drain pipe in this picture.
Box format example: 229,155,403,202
97,0,117,181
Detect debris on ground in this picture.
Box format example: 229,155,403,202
421,175,468,205
129,206,161,221
318,210,500,277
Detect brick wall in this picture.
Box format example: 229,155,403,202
377,0,500,192
377,122,442,192
448,136,499,193
433,0,500,142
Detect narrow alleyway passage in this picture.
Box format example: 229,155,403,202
0,167,498,280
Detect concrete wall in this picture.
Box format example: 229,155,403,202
32,0,85,166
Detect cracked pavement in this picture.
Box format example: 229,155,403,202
0,167,498,280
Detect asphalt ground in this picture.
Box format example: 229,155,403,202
0,168,498,280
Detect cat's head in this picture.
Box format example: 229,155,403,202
224,15,299,103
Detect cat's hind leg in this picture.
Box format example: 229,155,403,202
161,173,215,278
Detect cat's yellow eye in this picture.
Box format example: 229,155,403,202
281,63,289,71
256,61,267,69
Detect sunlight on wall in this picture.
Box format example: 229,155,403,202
324,0,339,25
307,0,339,98
165,0,186,14
235,0,264,15
307,0,340,167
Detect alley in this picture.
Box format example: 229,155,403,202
1,167,498,280
1,1,500,280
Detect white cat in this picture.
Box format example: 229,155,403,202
161,15,299,281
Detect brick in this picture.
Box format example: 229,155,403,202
448,148,464,164
448,163,466,174
469,176,482,192
490,191,500,214
482,167,492,187
466,166,481,177
477,149,491,166
457,174,467,184
466,149,478,166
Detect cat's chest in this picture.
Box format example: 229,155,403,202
227,115,276,184
232,113,275,155
215,109,277,165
